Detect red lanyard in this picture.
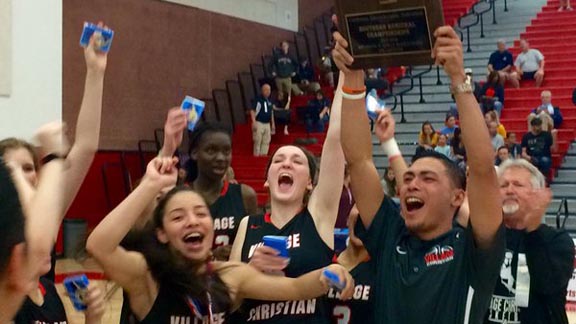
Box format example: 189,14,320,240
185,262,215,323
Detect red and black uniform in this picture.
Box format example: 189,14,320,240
13,278,68,324
209,181,247,248
234,209,334,323
327,259,374,324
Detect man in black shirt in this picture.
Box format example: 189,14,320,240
486,159,574,323
487,39,519,88
333,26,505,324
521,118,557,179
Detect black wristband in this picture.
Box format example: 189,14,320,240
41,153,64,165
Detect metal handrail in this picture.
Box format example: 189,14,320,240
472,0,494,38
457,11,481,52
138,139,158,175
153,128,163,152
390,66,415,123
556,198,570,229
412,65,433,103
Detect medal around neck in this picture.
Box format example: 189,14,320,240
79,22,114,52
335,0,444,68
181,96,206,131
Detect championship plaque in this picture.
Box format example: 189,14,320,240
335,0,445,68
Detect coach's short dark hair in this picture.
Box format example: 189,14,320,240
412,150,466,189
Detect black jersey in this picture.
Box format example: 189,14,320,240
138,284,228,324
40,249,57,283
13,278,68,324
236,209,334,323
484,226,574,324
355,196,506,324
327,259,374,324
210,181,247,248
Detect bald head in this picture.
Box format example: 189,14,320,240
261,84,271,98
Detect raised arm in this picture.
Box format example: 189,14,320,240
332,33,385,228
308,72,345,247
159,107,187,158
62,26,109,212
435,27,502,248
25,123,68,276
226,262,354,302
374,110,408,188
86,157,178,293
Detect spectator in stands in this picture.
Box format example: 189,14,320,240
292,58,321,96
527,90,563,131
440,113,458,143
514,39,545,88
521,117,558,179
559,0,572,10
488,121,505,153
451,127,467,170
251,84,275,156
487,159,574,323
273,92,291,135
495,146,510,166
506,132,523,159
269,41,298,97
305,90,331,133
434,134,451,158
484,110,507,138
416,121,438,155
380,167,397,197
365,68,388,95
479,71,505,116
450,128,466,170
487,39,519,88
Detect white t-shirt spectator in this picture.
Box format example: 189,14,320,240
514,49,544,73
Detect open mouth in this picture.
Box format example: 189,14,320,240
278,173,294,191
405,197,425,212
183,232,205,247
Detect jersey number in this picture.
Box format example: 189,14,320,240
333,305,351,324
214,234,230,246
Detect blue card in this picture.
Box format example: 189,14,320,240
181,96,205,131
79,22,114,52
334,228,349,255
323,268,346,291
63,274,90,311
262,235,289,258
366,89,386,120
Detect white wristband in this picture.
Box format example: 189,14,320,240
341,91,366,100
380,138,401,158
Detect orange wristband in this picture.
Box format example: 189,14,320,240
342,86,367,95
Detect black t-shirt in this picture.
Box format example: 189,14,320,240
355,197,505,324
521,131,553,158
210,181,247,248
327,259,374,324
488,50,514,71
235,209,334,323
138,284,228,324
13,278,68,324
484,226,574,324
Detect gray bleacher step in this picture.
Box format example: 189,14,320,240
372,144,417,156
544,215,576,231
550,184,576,199
372,133,418,144
555,170,576,183
391,112,450,123
394,122,443,133
563,156,576,169
547,199,576,215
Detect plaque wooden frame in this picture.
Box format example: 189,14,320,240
335,0,445,68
